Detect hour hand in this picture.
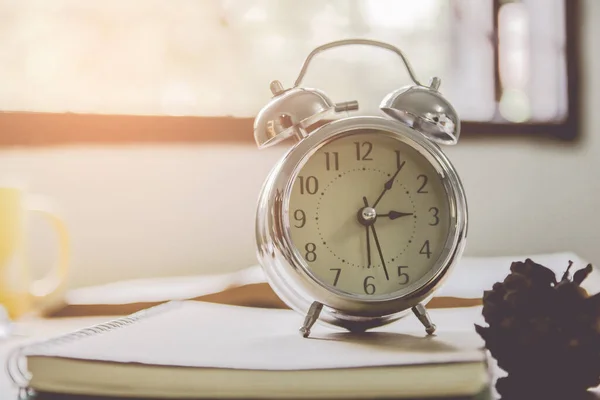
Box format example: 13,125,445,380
378,210,413,220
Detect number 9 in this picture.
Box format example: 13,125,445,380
294,209,306,228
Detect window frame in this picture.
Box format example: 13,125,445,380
0,0,580,147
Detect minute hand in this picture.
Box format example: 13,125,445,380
372,167,402,208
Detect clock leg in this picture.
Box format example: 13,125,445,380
299,301,323,338
412,303,437,335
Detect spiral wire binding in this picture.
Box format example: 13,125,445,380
6,301,182,392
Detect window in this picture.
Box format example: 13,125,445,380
0,0,580,144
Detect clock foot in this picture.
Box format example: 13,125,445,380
412,303,436,335
299,301,323,338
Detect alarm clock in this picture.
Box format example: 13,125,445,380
253,39,467,338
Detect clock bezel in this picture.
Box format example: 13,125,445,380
255,116,467,330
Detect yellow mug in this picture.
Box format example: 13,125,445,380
0,187,69,319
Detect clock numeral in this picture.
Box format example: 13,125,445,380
354,141,373,161
417,174,429,193
299,176,319,195
305,243,317,262
293,209,306,228
394,150,406,171
324,152,339,171
363,276,376,295
429,207,439,226
329,268,341,286
419,240,432,259
397,266,410,284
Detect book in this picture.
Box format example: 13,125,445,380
8,301,492,399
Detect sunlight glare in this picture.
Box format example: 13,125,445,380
363,0,439,30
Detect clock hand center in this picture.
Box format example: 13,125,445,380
357,196,377,226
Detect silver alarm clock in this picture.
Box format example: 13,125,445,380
253,39,467,338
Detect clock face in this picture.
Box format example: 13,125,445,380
288,130,452,298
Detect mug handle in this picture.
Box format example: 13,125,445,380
26,204,70,300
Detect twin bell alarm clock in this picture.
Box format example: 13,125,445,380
253,39,467,338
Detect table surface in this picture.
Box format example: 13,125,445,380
1,314,599,400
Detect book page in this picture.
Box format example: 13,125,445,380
28,301,485,371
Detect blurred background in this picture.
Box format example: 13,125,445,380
0,0,596,290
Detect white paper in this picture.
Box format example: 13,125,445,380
29,301,485,371
438,251,599,298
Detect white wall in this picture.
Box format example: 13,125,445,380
1,0,599,289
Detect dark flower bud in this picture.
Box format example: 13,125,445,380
510,258,557,286
573,264,593,286
476,259,599,396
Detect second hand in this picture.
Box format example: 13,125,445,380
371,224,389,281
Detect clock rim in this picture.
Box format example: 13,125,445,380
256,116,468,328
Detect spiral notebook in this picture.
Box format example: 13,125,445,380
8,301,492,399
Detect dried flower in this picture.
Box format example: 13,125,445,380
475,259,600,397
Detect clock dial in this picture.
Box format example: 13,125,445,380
288,130,451,297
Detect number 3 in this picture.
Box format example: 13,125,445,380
429,207,439,226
